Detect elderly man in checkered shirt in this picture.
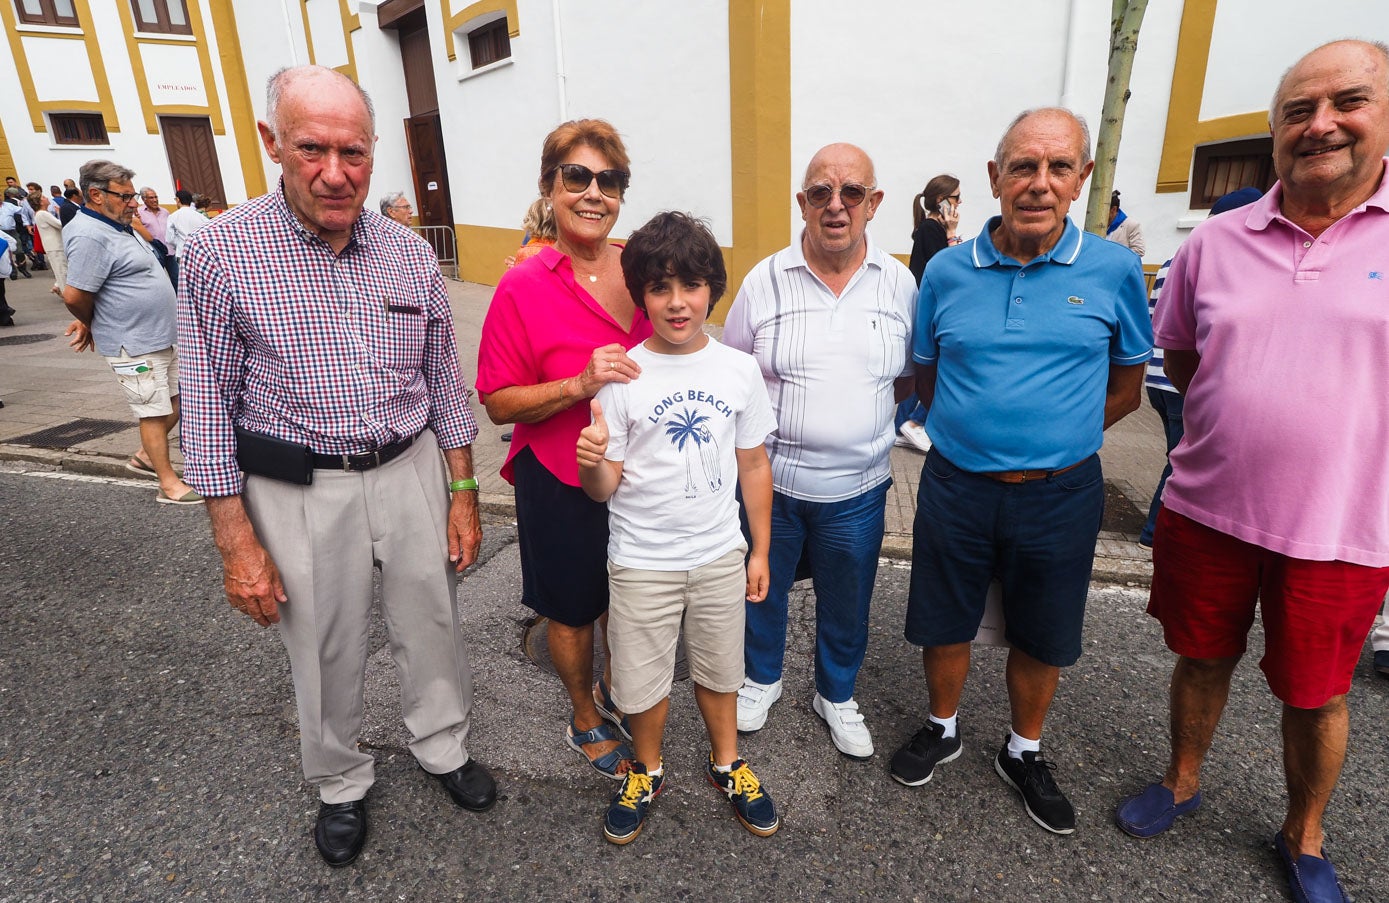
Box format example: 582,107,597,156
176,65,495,868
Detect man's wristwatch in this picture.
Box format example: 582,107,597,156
449,478,479,492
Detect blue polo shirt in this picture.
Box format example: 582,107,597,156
913,216,1151,471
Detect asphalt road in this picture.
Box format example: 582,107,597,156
1,466,1385,902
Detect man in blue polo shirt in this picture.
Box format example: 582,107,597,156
889,108,1151,835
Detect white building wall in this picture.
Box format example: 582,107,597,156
428,0,561,234
792,0,1086,256
1202,0,1383,121
429,0,732,244
351,7,415,216
5,0,1386,269
557,0,732,244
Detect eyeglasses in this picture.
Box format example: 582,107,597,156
557,163,630,199
803,183,874,208
390,202,412,210
947,194,961,204
94,186,139,203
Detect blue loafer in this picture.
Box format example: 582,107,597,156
565,720,632,779
1275,832,1350,903
1115,782,1202,838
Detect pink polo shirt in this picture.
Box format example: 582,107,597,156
1154,163,1389,566
476,245,651,487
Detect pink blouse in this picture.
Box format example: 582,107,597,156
476,244,651,486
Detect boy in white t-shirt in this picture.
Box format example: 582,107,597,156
577,211,778,845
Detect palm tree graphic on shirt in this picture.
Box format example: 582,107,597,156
665,407,722,498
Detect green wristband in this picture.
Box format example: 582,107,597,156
449,477,479,492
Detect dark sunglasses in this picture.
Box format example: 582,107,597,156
557,163,630,199
803,182,873,208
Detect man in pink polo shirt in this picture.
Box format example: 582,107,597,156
1115,39,1389,903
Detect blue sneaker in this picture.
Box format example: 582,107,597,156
603,762,664,845
705,755,780,837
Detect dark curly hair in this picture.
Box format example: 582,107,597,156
620,211,727,314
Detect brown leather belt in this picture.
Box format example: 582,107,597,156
980,459,1085,484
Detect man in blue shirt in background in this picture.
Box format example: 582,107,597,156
889,108,1151,835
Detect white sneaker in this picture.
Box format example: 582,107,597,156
736,678,783,733
813,694,874,758
898,421,933,454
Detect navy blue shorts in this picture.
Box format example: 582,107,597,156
904,448,1103,667
513,445,610,627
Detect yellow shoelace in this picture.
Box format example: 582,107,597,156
727,764,763,802
616,771,653,811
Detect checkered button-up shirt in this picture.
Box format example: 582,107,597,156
176,183,477,496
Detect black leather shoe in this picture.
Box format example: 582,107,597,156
430,759,497,812
313,799,366,867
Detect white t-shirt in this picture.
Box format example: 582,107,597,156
599,338,777,571
722,232,916,502
165,205,209,258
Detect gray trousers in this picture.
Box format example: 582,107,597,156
244,429,475,803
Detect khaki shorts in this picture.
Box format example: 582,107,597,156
105,346,178,418
607,547,747,714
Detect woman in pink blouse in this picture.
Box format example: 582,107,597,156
476,119,651,779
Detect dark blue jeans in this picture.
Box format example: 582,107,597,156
745,482,889,702
1140,387,1185,546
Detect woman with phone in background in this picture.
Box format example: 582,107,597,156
897,174,962,453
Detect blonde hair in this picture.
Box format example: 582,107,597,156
521,197,557,240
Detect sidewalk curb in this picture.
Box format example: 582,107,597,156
1,444,1154,587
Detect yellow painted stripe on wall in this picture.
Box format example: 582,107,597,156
207,1,268,198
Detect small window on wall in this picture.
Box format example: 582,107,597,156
467,18,510,69
1190,138,1275,209
51,113,108,145
130,0,191,35
16,0,79,27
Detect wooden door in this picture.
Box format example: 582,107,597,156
160,116,228,206
405,113,452,228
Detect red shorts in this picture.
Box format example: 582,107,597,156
1148,508,1389,709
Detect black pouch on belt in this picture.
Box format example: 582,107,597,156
234,426,314,485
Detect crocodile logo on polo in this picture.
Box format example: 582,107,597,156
1066,296,1085,305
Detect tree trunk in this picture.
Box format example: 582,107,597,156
1084,0,1149,237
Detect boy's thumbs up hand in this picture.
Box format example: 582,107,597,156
576,398,610,469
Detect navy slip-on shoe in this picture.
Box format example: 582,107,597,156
1115,782,1202,838
1275,832,1351,903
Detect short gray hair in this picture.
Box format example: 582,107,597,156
138,186,156,196
1270,39,1389,122
993,108,1092,169
265,65,375,138
379,191,406,216
79,160,136,198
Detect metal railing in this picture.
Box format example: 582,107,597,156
412,225,459,280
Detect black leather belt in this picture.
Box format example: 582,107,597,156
310,435,416,471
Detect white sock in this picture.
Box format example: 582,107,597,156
1007,731,1040,760
928,712,958,739
711,761,732,774
646,761,664,777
